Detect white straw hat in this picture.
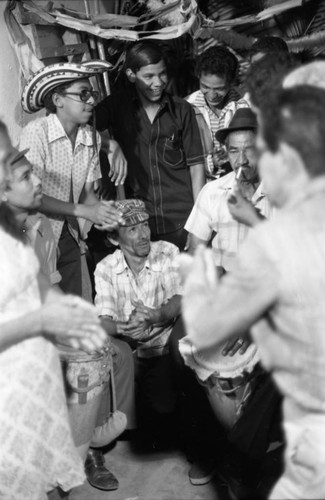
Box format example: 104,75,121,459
22,60,112,113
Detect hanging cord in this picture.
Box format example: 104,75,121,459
110,353,117,413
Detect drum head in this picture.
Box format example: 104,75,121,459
211,342,259,378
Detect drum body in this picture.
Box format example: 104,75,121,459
60,347,112,459
200,343,260,430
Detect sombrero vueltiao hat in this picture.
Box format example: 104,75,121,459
22,60,112,114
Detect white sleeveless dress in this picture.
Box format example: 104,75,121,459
0,227,85,500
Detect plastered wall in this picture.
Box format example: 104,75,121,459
0,0,115,145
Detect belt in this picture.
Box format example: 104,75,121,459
207,363,262,395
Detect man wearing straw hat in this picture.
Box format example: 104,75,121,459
19,60,126,300
19,61,134,492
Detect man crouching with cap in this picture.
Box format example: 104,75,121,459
94,199,182,448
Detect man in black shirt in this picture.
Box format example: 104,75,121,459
95,41,205,250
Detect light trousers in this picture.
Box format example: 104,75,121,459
270,398,325,500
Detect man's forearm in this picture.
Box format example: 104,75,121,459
100,316,118,336
187,232,208,256
190,163,206,201
183,266,277,353
0,312,43,353
40,194,94,220
156,295,181,324
79,186,99,206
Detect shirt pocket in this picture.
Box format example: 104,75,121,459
163,134,184,167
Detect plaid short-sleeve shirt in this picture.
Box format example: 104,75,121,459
95,240,182,358
19,114,101,245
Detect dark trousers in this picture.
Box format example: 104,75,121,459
228,369,284,458
135,353,177,442
170,315,284,483
57,223,82,296
169,316,224,460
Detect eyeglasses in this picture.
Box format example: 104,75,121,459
62,89,100,103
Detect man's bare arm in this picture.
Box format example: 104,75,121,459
189,163,206,201
187,232,208,255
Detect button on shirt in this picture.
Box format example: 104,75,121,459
95,90,204,235
186,89,249,175
19,114,101,245
185,171,274,271
94,241,182,358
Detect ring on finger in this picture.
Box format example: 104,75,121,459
237,339,244,346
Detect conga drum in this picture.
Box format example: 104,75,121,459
202,343,261,430
60,346,112,460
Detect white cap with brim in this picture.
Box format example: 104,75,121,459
22,60,112,114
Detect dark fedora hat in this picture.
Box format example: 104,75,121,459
215,108,257,144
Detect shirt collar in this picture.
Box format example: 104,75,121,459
192,88,242,112
130,88,171,113
221,171,266,198
48,114,66,143
253,182,266,201
25,212,43,236
114,246,162,274
48,113,93,147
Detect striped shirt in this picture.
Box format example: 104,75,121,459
94,240,182,358
185,171,273,271
186,89,249,176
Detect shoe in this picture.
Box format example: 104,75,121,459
85,448,119,491
217,467,257,500
189,458,217,485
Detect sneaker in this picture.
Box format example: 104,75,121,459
189,458,217,485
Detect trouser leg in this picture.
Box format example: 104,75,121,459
135,354,177,443
270,401,325,500
95,337,136,430
169,316,223,460
57,223,82,297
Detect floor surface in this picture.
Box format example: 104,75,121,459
68,439,230,500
